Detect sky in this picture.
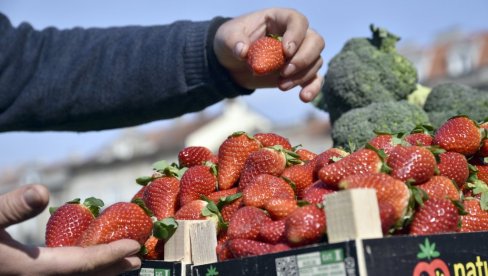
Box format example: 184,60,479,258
0,0,487,170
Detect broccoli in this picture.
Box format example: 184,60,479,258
331,100,430,149
316,25,418,122
423,82,488,128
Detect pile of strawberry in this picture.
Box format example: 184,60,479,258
45,115,488,262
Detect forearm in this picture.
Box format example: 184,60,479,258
0,14,253,131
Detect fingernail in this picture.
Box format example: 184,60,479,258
24,187,43,208
286,41,296,55
234,42,245,58
282,64,296,76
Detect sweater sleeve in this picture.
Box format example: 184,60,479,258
0,13,254,132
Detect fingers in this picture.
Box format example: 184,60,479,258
298,74,325,103
271,8,309,57
0,184,49,229
281,29,325,78
38,239,141,275
279,56,323,91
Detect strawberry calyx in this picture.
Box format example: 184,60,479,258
465,177,488,211
136,161,185,186
153,217,178,241
365,143,392,173
49,197,104,217
132,197,154,218
200,195,227,231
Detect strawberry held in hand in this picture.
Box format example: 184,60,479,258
45,197,104,247
247,35,286,75
77,200,153,247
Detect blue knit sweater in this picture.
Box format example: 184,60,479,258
0,13,253,131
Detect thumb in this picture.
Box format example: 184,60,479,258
0,184,49,228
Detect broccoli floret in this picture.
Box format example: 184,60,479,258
407,84,432,108
316,25,418,122
423,82,488,128
332,101,430,149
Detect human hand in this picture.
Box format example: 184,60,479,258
214,8,325,102
0,184,142,275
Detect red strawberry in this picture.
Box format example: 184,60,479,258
409,198,460,235
285,204,326,246
296,148,318,162
216,233,233,261
404,132,433,147
433,116,481,156
227,239,274,258
311,148,349,180
460,198,488,232
378,201,397,235
387,145,436,184
238,146,297,190
143,176,180,220
247,35,285,75
207,189,243,223
281,162,315,196
318,148,384,188
77,201,153,247
437,151,469,188
173,199,223,227
45,197,103,247
143,236,165,260
179,164,217,207
254,132,292,150
131,186,146,201
340,173,410,226
368,134,398,156
217,132,262,190
417,175,461,201
478,122,488,157
475,164,488,183
300,180,337,204
242,174,295,208
227,206,272,240
178,146,217,168
258,219,287,244
263,198,298,220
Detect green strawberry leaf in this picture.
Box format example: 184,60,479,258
66,198,81,204
136,176,153,186
153,217,178,241
153,160,170,171
216,193,242,210
49,206,59,215
132,198,154,217
83,197,105,217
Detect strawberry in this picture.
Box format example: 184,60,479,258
45,197,103,247
409,197,460,235
437,151,469,188
142,176,180,220
242,174,295,208
247,35,285,75
300,180,337,204
416,175,461,201
207,188,243,223
227,206,272,240
295,148,318,162
131,186,146,201
179,164,217,207
460,198,488,232
404,124,434,146
387,145,436,184
178,146,217,168
433,116,481,156
478,121,488,157
77,200,153,247
311,148,349,180
227,239,274,258
174,199,221,225
368,134,398,157
475,164,488,183
340,173,410,227
318,148,384,188
281,162,314,196
143,235,165,260
258,219,287,244
238,146,299,190
378,201,397,235
263,198,298,220
216,233,233,261
254,132,292,150
217,132,262,190
285,204,326,246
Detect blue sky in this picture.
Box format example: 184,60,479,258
0,0,487,169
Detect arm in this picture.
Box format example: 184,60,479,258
0,13,253,131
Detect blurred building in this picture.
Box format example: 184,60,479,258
400,28,488,90
0,99,332,245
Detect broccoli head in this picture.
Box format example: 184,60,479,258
316,25,418,122
332,100,430,149
423,82,488,128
